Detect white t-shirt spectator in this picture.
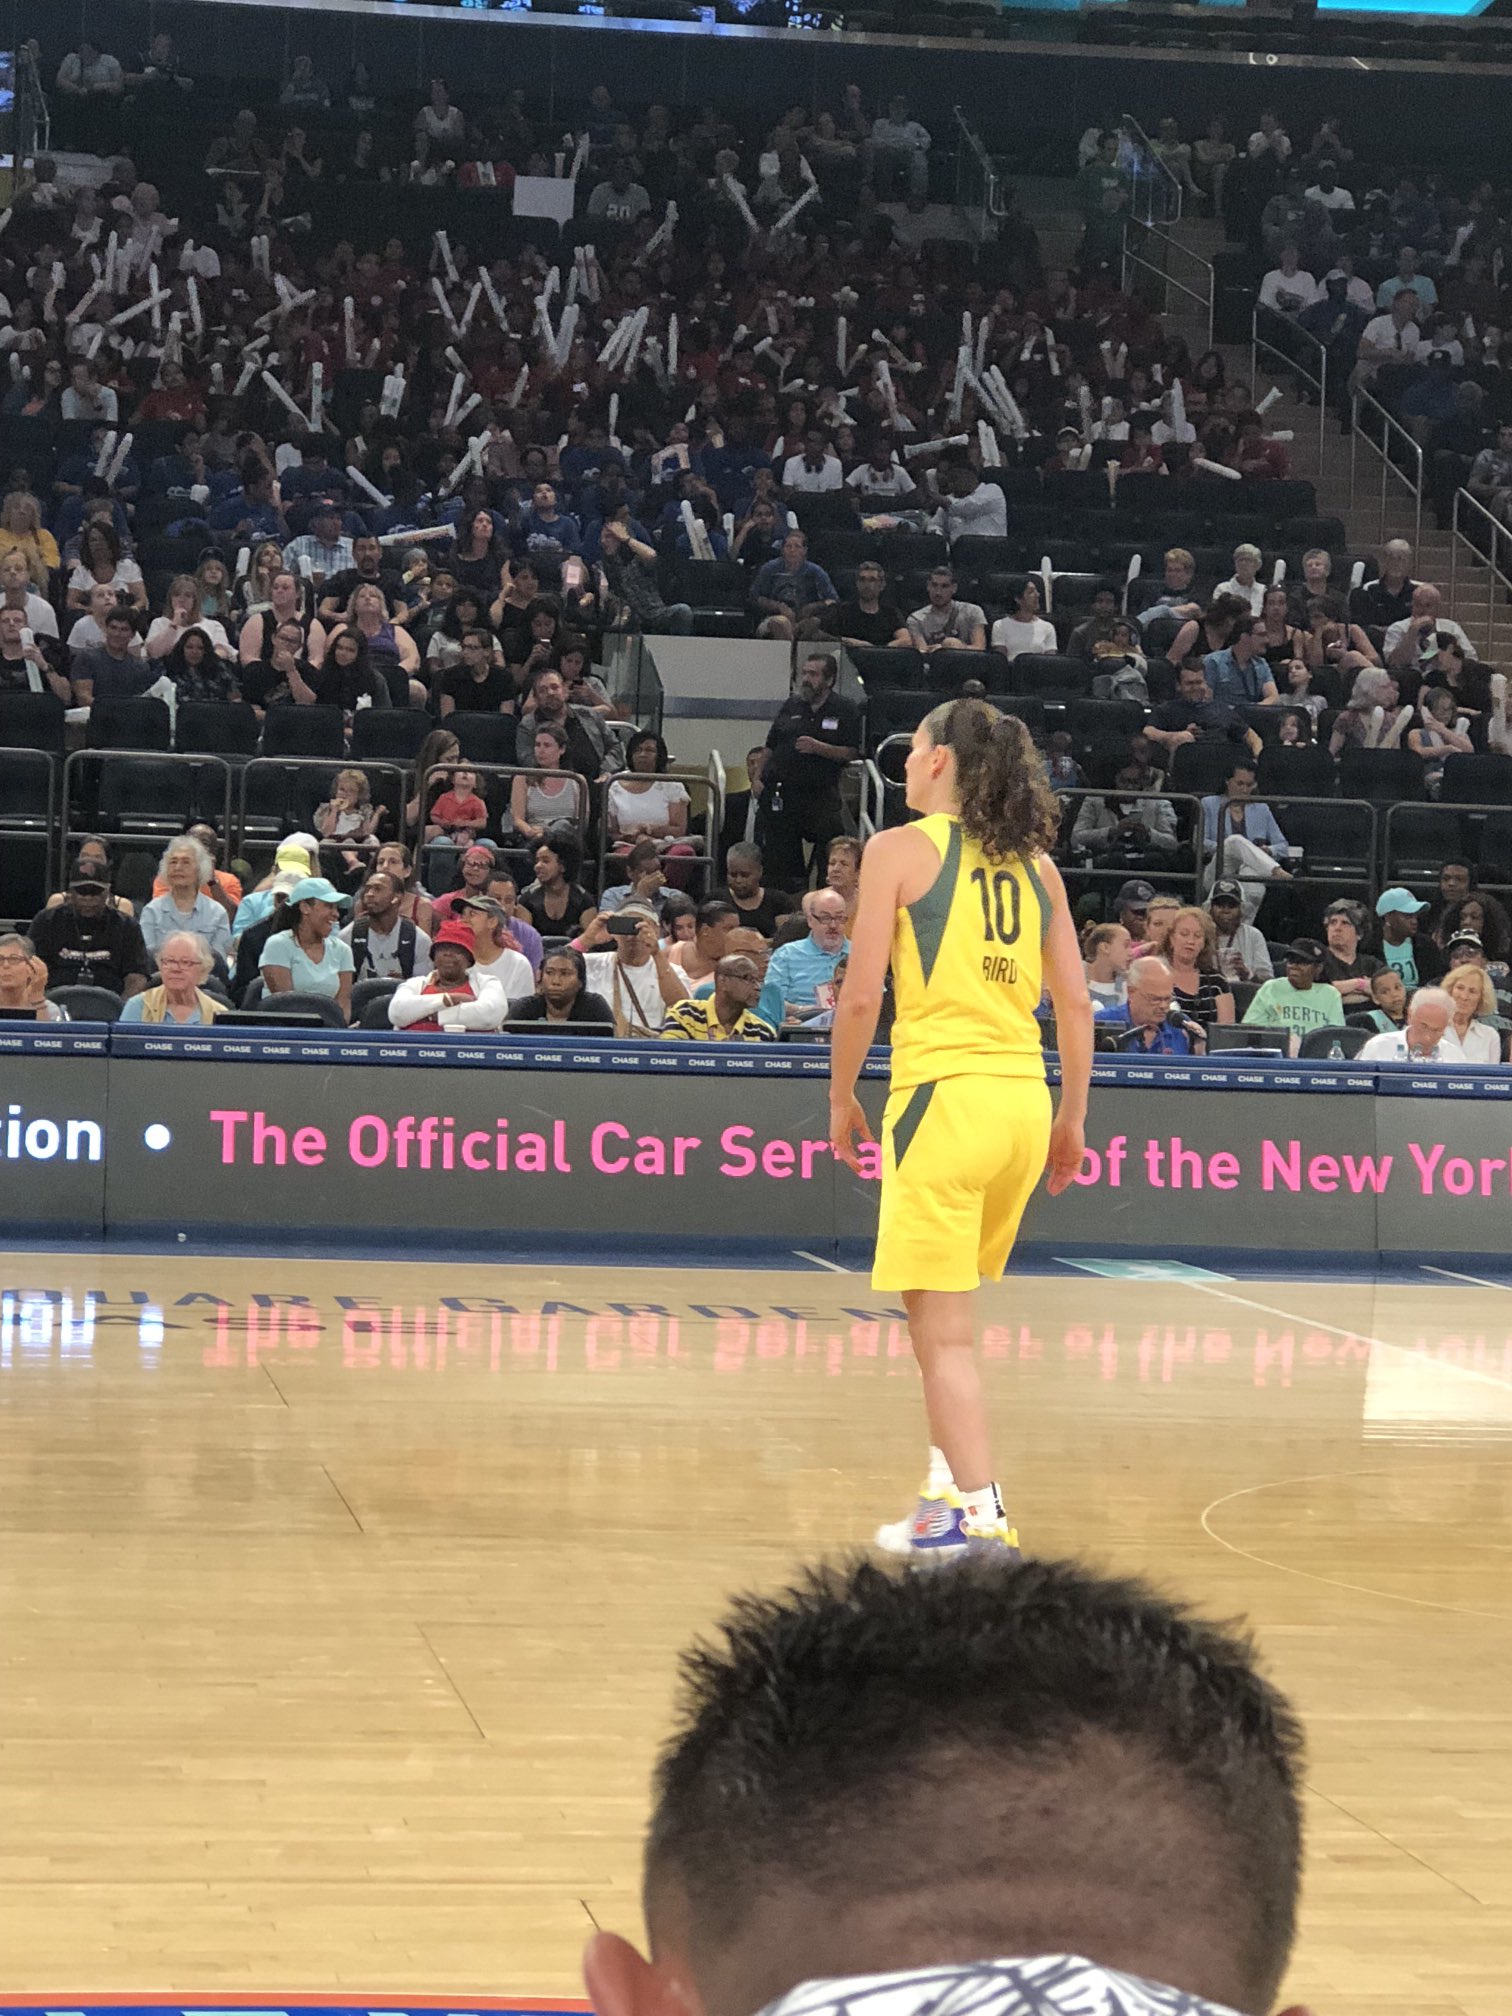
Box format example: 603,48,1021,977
584,950,670,1032
339,915,432,980
60,384,119,422
1305,182,1356,213
943,483,1008,543
388,967,508,1031
472,944,535,1002
68,557,143,601
1382,616,1477,662
1360,314,1423,361
1258,267,1321,316
1215,576,1265,616
990,614,1056,659
781,453,844,493
8,592,57,638
846,462,914,501
67,613,144,655
607,775,691,838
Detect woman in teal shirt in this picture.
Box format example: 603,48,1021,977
259,876,355,1022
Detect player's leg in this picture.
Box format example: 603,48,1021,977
902,1285,997,1520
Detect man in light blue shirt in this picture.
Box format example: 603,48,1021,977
1376,250,1437,313
758,889,849,1029
282,502,354,582
1203,616,1279,709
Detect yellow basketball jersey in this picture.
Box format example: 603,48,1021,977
888,813,1050,1091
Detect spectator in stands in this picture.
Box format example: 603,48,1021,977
1099,956,1200,1054
1467,421,1512,523
1070,762,1179,864
1384,583,1477,670
781,430,844,495
72,610,163,707
1360,964,1407,1035
1443,964,1502,1065
139,838,234,966
606,731,693,858
1259,246,1321,320
373,841,434,936
1080,922,1131,1011
1206,879,1273,984
1165,907,1235,1028
117,931,224,1026
145,576,233,662
1350,290,1424,406
1408,686,1477,793
0,493,59,588
0,551,57,639
760,654,862,889
1203,615,1280,709
1215,545,1265,617
663,953,776,1043
1242,939,1345,1040
668,899,739,987
1319,898,1381,1007
284,503,354,586
1377,885,1444,989
515,667,612,780
387,918,509,1033
824,835,863,929
751,532,839,641
829,561,908,650
1441,894,1512,976
430,843,499,926
29,869,150,998
57,39,125,102
1134,548,1204,646
596,517,693,637
989,578,1056,661
259,877,355,1021
587,157,651,225
866,94,930,200
758,889,849,1029
1351,540,1417,636
1329,668,1410,757
600,840,666,919
1143,661,1261,766
60,360,117,425
521,835,598,937
439,630,511,718
1358,985,1460,1063
0,932,62,1020
717,842,792,940
456,897,535,1004
0,606,69,700
510,947,614,1028
906,566,986,653
1424,857,1475,940
342,871,430,983
238,570,329,673
1111,878,1156,938
1200,755,1291,913
937,462,1008,545
579,903,683,1035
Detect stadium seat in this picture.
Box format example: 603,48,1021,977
924,649,1001,694
451,714,521,764
360,993,401,1029
1274,799,1374,878
1338,746,1425,804
351,978,402,1024
1441,754,1512,806
47,984,124,1022
1257,743,1336,797
854,647,926,691
351,710,434,762
260,707,346,760
0,747,54,834
1386,805,1467,882
1010,652,1093,697
1170,739,1245,797
243,991,348,1028
1477,810,1512,880
86,698,172,752
1298,1025,1371,1059
0,691,66,756
865,687,933,745
96,755,200,838
176,703,261,757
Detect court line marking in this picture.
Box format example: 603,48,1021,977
1198,1472,1512,1625
1421,1263,1512,1294
1180,1280,1512,1395
794,1249,850,1274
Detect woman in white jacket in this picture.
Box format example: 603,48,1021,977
387,919,508,1032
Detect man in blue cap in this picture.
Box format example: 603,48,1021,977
1376,885,1443,988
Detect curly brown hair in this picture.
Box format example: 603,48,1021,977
922,698,1059,863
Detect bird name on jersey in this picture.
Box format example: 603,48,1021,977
982,955,1019,987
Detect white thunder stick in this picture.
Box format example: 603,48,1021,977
554,301,579,368
598,311,634,368
836,315,847,376
104,230,119,292
645,202,678,256
876,358,899,426
261,370,308,427
250,234,270,277
974,315,989,375
905,435,970,458
443,371,466,428
667,313,678,382
86,329,105,360
187,277,203,340
344,295,357,363
770,183,817,236
7,355,19,384
986,366,1029,440
723,174,760,237
1192,457,1242,480
570,132,589,182
148,263,162,335
1040,555,1054,614
620,305,647,377
608,392,620,446
380,365,406,418
346,465,392,510
94,430,118,479
431,276,460,336
162,312,183,370
439,432,488,497
581,244,601,304
507,364,529,408
107,289,170,329
65,282,101,328
977,418,1001,467
434,230,458,285
1256,385,1283,417
947,343,972,424
452,392,482,432
233,354,260,396
1123,553,1142,613
480,268,509,334
309,361,324,431
105,432,134,489
1272,558,1287,586
211,362,225,393
680,498,715,561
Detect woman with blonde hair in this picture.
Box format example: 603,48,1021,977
1330,668,1411,757
1131,891,1182,958
238,538,286,615
1443,961,1502,1065
194,551,235,624
145,574,234,660
1164,903,1235,1026
1081,920,1132,1010
0,489,60,583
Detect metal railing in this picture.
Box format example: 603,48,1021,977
1118,114,1183,228
1251,304,1327,462
1449,486,1512,664
593,761,723,899
63,750,234,862
1383,796,1512,895
852,758,886,844
1349,386,1424,552
1121,222,1214,350
952,106,1007,247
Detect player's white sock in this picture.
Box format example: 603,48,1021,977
926,1444,955,1494
959,1482,1006,1531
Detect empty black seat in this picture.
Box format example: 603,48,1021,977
1386,805,1467,881
1338,746,1425,804
1274,798,1374,877
1170,739,1244,797
854,647,926,692
260,706,346,759
350,710,433,762
1441,754,1512,806
86,697,172,752
1011,653,1094,697
924,649,1002,694
176,702,261,756
0,691,66,755
451,713,521,764
1256,743,1336,797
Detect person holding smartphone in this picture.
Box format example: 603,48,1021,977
575,902,684,1035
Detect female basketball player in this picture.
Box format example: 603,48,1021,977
830,698,1093,1557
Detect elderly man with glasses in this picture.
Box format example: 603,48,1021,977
758,889,850,1031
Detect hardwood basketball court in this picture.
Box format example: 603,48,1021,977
0,1249,1507,2016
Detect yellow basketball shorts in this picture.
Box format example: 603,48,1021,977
872,1073,1053,1293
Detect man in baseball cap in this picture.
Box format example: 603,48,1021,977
1241,935,1347,1041
455,893,535,1003
1206,878,1273,984
1113,878,1157,934
387,917,509,1032
1375,884,1443,987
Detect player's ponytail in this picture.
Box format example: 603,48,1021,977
922,697,1059,863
